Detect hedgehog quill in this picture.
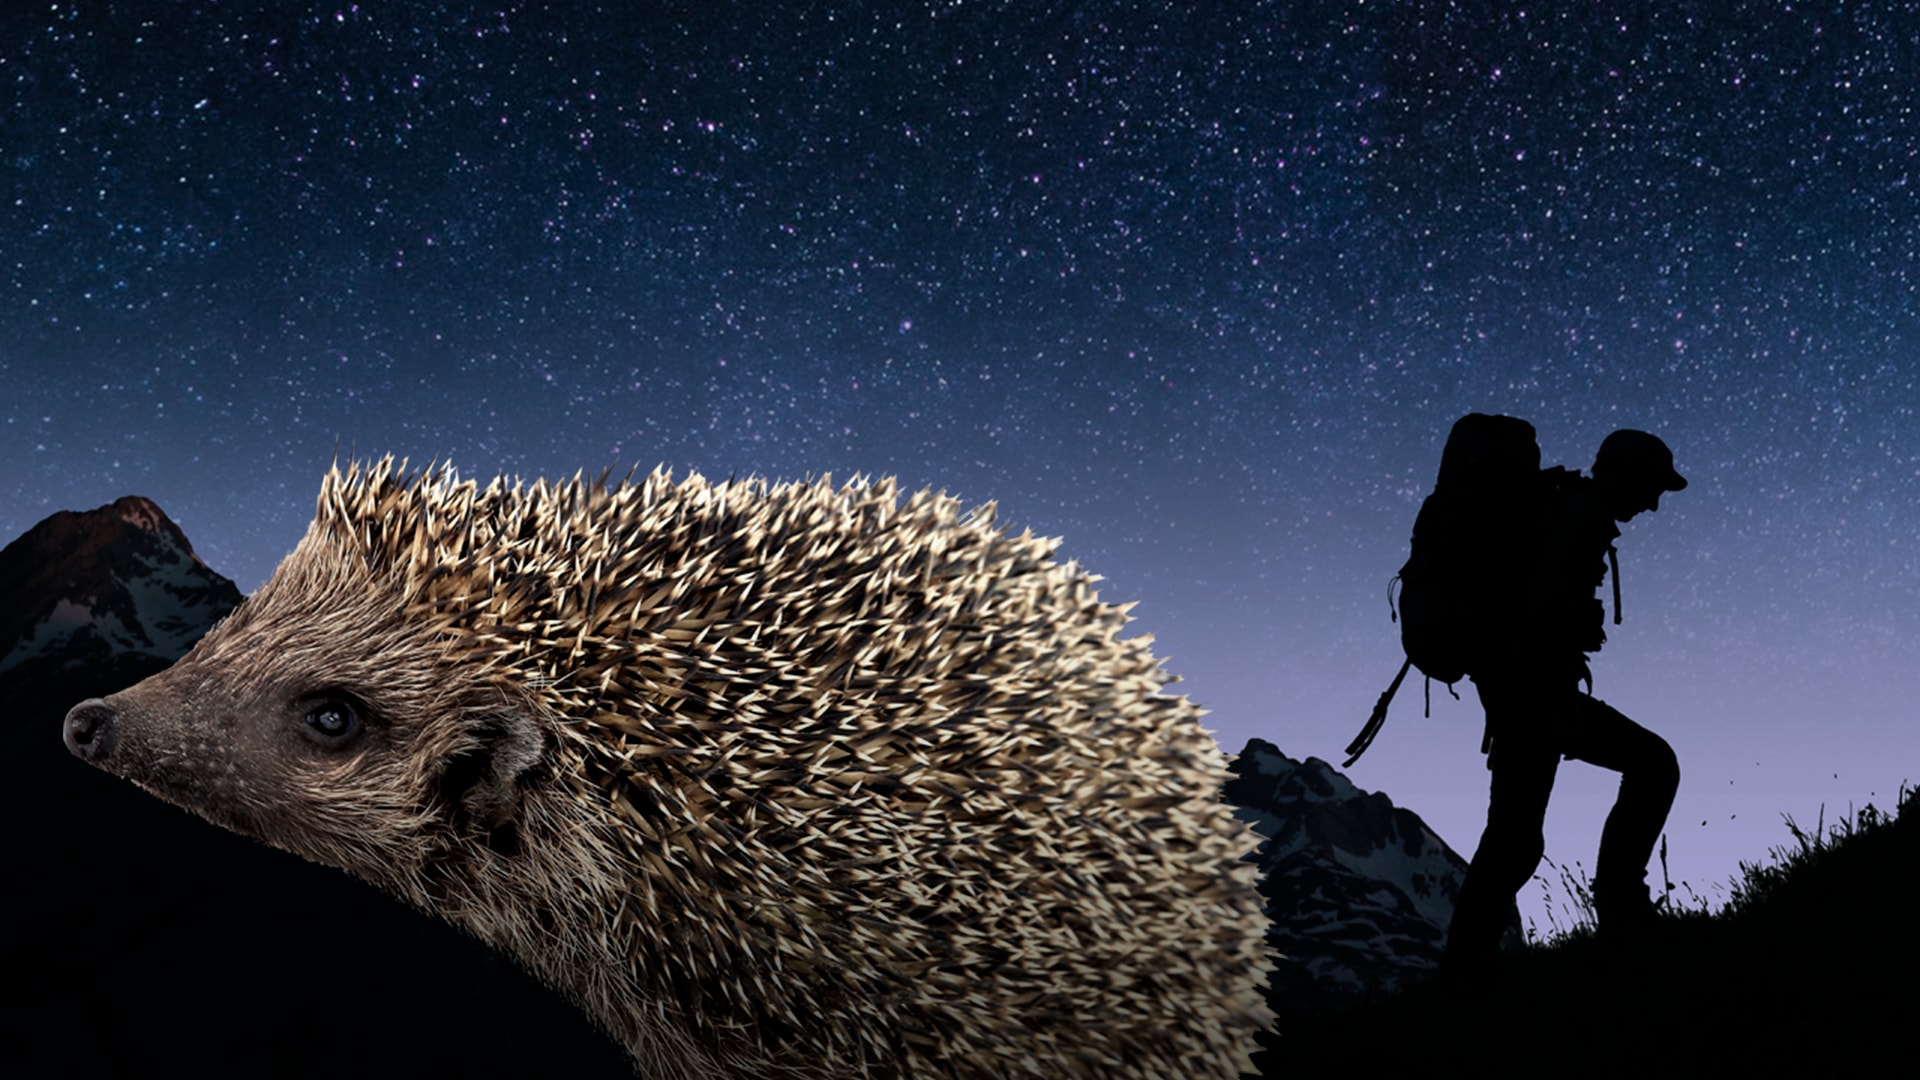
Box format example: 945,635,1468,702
64,458,1274,1079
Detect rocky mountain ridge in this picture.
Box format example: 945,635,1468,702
0,494,242,681
1224,737,1520,1020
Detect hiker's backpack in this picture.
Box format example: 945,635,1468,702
1343,413,1586,766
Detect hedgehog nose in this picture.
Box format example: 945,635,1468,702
64,698,118,763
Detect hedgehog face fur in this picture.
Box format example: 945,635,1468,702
65,458,1274,1079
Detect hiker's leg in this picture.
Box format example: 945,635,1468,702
1447,697,1560,965
1562,696,1680,914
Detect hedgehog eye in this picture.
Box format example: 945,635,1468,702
302,700,362,745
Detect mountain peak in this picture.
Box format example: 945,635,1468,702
0,496,241,678
1234,737,1367,802
1223,736,1522,1021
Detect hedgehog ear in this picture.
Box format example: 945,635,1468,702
439,708,544,833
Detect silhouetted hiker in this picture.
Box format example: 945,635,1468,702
1440,428,1686,986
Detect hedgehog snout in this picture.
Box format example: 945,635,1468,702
64,698,118,764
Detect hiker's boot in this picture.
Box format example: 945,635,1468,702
1592,875,1659,947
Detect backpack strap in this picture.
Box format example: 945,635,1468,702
1344,656,1412,768
1609,544,1623,625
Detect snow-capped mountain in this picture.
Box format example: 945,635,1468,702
0,494,242,680
1223,737,1522,1020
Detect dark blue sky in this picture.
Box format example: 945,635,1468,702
6,2,1916,936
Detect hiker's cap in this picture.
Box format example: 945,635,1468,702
1595,429,1687,492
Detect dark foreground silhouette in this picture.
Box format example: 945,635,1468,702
1251,784,1917,1078
1361,416,1693,979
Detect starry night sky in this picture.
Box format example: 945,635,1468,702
6,2,1917,936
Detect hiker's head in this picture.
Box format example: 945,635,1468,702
1593,430,1687,521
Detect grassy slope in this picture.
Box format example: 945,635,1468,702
1252,785,1916,1078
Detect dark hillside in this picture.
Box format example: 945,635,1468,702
1253,785,1917,1077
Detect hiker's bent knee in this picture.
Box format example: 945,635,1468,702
1482,824,1545,880
1642,734,1680,796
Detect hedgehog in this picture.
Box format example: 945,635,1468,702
63,458,1274,1079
